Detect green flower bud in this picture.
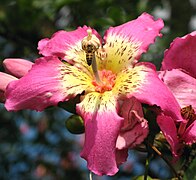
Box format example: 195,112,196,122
65,115,85,134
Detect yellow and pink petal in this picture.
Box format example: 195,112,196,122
102,12,164,73
76,91,123,175
5,56,93,111
38,26,101,70
113,62,182,121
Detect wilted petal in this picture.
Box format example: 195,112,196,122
102,12,164,73
115,149,128,166
77,91,123,176
5,56,94,111
157,115,182,158
116,97,148,149
3,58,33,78
113,62,182,121
182,121,196,145
159,69,196,110
161,31,196,78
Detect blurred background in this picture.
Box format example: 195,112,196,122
0,0,195,179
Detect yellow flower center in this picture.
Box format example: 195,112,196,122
92,70,116,93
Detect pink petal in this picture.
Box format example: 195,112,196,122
0,72,18,92
3,58,33,78
161,31,196,79
159,69,196,110
0,72,18,102
116,97,148,150
183,121,196,145
102,12,163,72
5,56,93,111
114,62,182,122
115,149,128,166
38,26,101,68
77,92,123,176
157,115,182,158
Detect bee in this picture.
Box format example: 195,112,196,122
82,43,97,66
81,29,100,66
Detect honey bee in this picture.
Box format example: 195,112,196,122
81,29,100,66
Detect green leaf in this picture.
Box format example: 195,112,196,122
183,157,196,180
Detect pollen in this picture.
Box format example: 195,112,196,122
181,105,196,122
92,70,116,93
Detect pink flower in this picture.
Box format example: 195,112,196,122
0,58,33,102
157,31,196,158
4,13,181,175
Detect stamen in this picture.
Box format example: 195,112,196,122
178,105,196,136
91,54,102,83
81,29,102,84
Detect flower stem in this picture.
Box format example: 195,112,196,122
148,143,181,179
89,171,93,180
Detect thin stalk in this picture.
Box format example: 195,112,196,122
92,54,102,84
89,171,93,180
149,143,181,179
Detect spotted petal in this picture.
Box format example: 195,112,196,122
159,69,196,110
101,12,164,73
113,62,182,121
77,91,123,176
161,31,196,78
5,56,94,111
38,26,101,71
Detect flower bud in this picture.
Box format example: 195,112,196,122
65,115,85,134
3,58,33,78
0,72,18,102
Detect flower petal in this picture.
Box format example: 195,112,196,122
115,149,128,166
182,121,196,145
3,58,33,78
116,97,148,150
38,26,101,71
161,31,196,78
0,72,18,92
5,56,94,111
113,62,182,121
157,115,182,158
0,72,18,102
77,91,123,176
159,69,196,110
102,12,164,73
